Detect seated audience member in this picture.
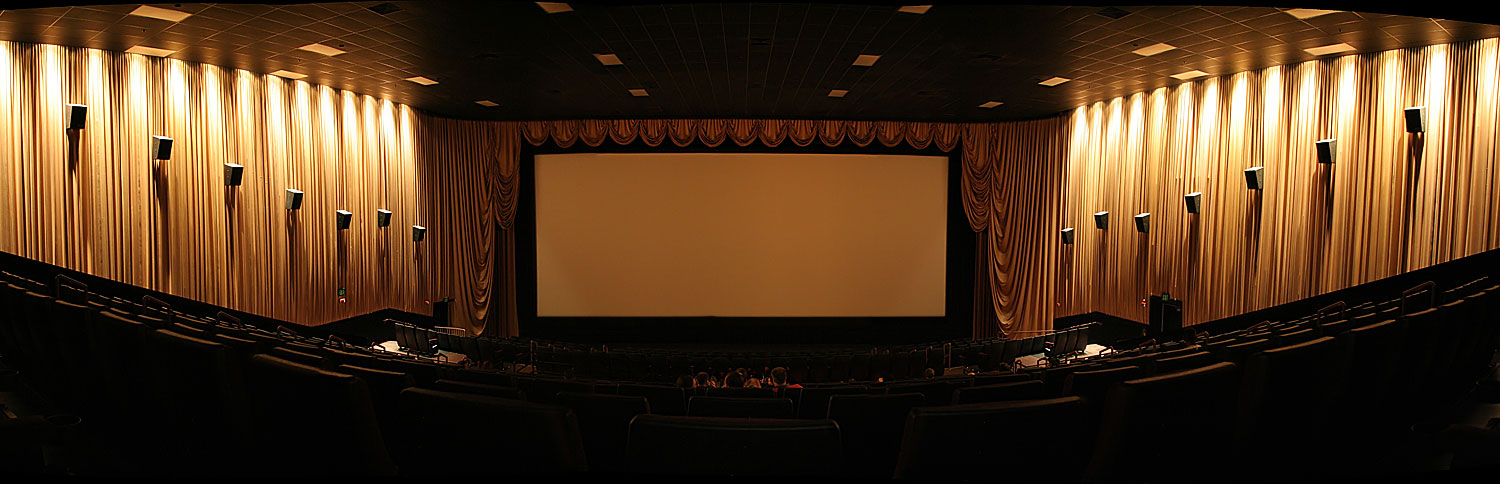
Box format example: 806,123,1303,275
745,377,762,389
923,368,936,379
724,369,746,388
767,367,801,392
676,375,693,388
694,372,713,389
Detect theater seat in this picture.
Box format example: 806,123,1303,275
1062,365,1145,405
143,328,252,473
794,385,870,419
430,379,524,400
974,372,1036,386
687,396,794,418
1235,336,1341,479
245,355,396,476
556,392,651,473
1151,351,1215,375
1085,362,1239,481
827,392,925,478
626,415,841,476
952,380,1046,404
517,378,596,405
707,386,776,398
894,397,1088,481
338,364,416,454
886,380,957,406
617,384,689,416
398,388,588,475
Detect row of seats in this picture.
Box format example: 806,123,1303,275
3,263,1496,478
407,319,1095,383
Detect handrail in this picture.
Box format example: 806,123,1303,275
1315,301,1347,326
142,295,171,310
216,311,241,327
1401,281,1437,317
55,274,87,292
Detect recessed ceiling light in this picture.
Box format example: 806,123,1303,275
853,54,881,67
1284,8,1339,20
1039,76,1071,87
978,101,1003,109
897,5,932,14
536,2,573,14
298,43,346,57
828,89,848,98
1305,43,1356,56
1132,43,1177,57
269,70,307,80
1171,70,1210,80
475,100,499,107
128,5,192,22
125,45,177,57
629,88,649,97
405,76,438,85
593,53,623,66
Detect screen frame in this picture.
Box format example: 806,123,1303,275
515,138,974,345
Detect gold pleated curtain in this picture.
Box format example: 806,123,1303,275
1059,39,1500,327
0,42,424,327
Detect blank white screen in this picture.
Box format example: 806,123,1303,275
535,152,947,317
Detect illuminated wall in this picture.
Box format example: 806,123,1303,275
0,41,426,326
1059,39,1500,326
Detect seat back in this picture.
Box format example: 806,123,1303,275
430,379,524,399
143,328,252,472
687,396,794,418
827,392,926,478
707,386,777,398
795,385,871,419
1151,351,1215,375
516,378,596,405
1236,337,1341,477
617,384,689,416
555,392,651,472
1061,365,1146,404
626,415,841,476
885,380,956,406
1085,362,1239,481
952,380,1045,404
973,372,1036,386
245,355,395,475
894,397,1088,480
398,388,587,474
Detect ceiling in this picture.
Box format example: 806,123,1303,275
1,2,1498,122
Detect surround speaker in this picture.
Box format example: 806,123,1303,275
1315,138,1337,164
65,104,87,130
223,163,244,186
1061,228,1075,244
1244,167,1265,190
1405,106,1426,133
1134,213,1151,233
335,210,352,230
284,189,304,210
376,209,393,227
1094,211,1109,230
412,225,427,242
1183,192,1203,214
150,135,173,160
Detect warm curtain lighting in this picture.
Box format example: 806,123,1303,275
1060,39,1500,327
0,41,423,327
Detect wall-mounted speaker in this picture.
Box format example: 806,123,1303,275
150,135,173,161
1405,106,1426,133
285,189,304,210
1061,227,1075,244
223,163,244,186
1245,167,1265,190
1183,192,1203,214
1134,213,1151,233
1094,211,1110,230
65,104,87,130
1315,138,1337,164
335,210,353,230
412,225,427,242
376,209,393,227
